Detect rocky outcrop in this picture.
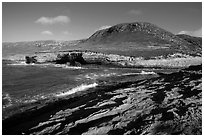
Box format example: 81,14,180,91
25,52,87,66
56,52,86,65
2,65,202,135
25,56,37,64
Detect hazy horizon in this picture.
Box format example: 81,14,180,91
2,2,202,42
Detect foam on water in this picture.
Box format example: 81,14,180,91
140,70,156,75
120,72,140,76
8,61,31,66
121,71,156,75
116,71,156,77
56,83,98,97
77,70,156,81
8,61,50,66
7,62,84,69
84,73,117,80
53,64,84,69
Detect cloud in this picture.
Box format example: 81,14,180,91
35,15,70,25
178,28,202,37
128,9,142,15
41,30,53,35
62,31,71,35
95,25,111,32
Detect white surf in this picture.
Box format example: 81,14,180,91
56,83,98,97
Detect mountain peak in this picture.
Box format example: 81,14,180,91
92,22,159,35
87,22,184,45
79,21,201,56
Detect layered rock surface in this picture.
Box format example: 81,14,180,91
3,65,202,135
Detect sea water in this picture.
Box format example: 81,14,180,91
3,60,173,114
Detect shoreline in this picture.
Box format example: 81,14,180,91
2,64,202,135
2,50,202,69
2,71,158,120
2,74,157,134
2,58,201,69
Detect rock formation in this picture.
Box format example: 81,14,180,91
55,52,86,65
25,56,37,64
25,52,87,66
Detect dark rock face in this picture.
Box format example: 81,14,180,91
56,52,86,66
2,65,202,135
25,56,37,64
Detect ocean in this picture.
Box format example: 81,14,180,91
2,60,176,119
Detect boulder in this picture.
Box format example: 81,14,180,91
25,56,37,64
56,52,86,66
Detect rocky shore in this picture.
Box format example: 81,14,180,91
2,65,202,135
9,50,202,68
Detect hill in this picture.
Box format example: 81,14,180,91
176,34,202,54
2,22,202,59
73,22,201,58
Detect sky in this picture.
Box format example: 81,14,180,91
2,2,202,42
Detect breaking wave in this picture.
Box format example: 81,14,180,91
120,72,140,76
56,83,98,97
140,70,156,75
117,71,156,76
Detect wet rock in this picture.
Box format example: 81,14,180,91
25,56,37,64
56,52,86,65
